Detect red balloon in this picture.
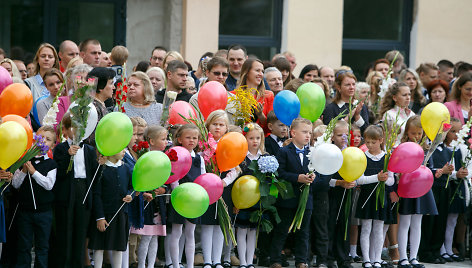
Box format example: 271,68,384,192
165,146,192,184
215,132,248,171
168,101,197,125
2,114,33,150
398,165,434,198
198,81,228,119
194,173,224,204
388,142,424,173
0,66,13,94
0,83,33,118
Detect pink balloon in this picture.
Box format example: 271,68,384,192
168,101,197,125
0,66,13,94
388,142,424,173
194,173,224,204
398,165,433,198
165,146,192,184
198,81,228,119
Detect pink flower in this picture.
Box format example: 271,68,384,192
443,123,452,132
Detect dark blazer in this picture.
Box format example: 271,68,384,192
276,143,315,210
53,141,98,208
323,102,369,133
265,136,281,156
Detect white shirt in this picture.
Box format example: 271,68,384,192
385,106,415,146
12,155,57,191
68,139,86,178
294,145,305,166
356,151,394,186
270,134,284,147
337,101,365,127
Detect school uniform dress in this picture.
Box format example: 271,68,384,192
448,146,467,214
50,140,97,268
12,155,57,268
168,151,205,225
270,143,314,265
0,183,7,243
419,144,455,260
129,193,167,236
89,160,133,251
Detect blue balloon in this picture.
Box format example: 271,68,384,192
273,90,300,126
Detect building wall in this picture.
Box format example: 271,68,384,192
282,0,344,75
410,0,472,67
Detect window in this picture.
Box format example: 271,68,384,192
342,0,413,80
219,0,282,60
0,0,125,61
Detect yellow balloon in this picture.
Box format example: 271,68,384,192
421,102,450,140
338,147,367,182
231,175,260,209
0,121,28,169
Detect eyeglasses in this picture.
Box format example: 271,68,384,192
212,71,228,77
335,69,353,78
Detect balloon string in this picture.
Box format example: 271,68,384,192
214,202,218,220
28,173,37,210
1,182,11,196
336,188,346,222
8,203,19,231
83,164,102,204
361,182,379,209
107,190,135,229
143,194,171,210
391,202,397,210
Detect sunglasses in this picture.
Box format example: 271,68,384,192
212,71,229,77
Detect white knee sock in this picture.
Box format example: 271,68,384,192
246,229,257,265
138,235,153,268
122,243,129,268
443,213,458,255
184,221,196,268
165,232,173,266
112,250,123,268
147,236,158,268
171,224,184,268
398,215,411,265
94,250,105,268
237,228,248,265
212,225,224,265
360,219,372,266
409,214,422,264
179,232,185,263
372,220,384,265
201,225,214,264
223,229,233,263
350,244,358,258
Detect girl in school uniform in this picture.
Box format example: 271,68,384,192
88,150,134,268
355,125,394,268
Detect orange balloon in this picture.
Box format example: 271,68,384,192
2,114,33,150
0,83,33,118
215,132,248,171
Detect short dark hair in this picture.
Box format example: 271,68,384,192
227,44,247,56
135,61,151,72
206,57,229,71
299,64,319,79
273,57,291,72
151,46,167,56
166,60,188,73
267,110,280,125
437,59,454,70
456,62,472,77
87,67,116,93
79,39,100,52
62,112,72,129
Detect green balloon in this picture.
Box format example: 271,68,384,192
132,151,171,191
296,82,326,122
95,112,133,156
171,183,209,218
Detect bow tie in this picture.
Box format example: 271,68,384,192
277,137,287,143
295,147,306,154
34,156,46,164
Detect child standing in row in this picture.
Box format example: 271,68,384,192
355,125,394,268
168,124,205,268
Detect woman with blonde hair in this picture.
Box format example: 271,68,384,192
162,51,184,71
398,69,426,114
146,67,166,93
0,58,21,79
120,71,163,126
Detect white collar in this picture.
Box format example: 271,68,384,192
35,154,50,160
270,133,279,142
247,150,262,161
365,150,385,161
105,160,123,167
336,100,346,108
190,150,196,157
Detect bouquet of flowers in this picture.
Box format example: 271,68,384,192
446,120,472,188
378,52,399,99
228,86,259,127
67,77,97,172
3,134,50,188
160,90,178,126
115,74,128,113
424,122,452,165
42,83,65,127
450,138,472,204
178,104,236,245
248,155,293,235
133,141,150,159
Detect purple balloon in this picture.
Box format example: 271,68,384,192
398,165,433,198
0,66,13,94
388,142,424,173
165,146,192,184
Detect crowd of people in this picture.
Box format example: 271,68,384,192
0,39,471,268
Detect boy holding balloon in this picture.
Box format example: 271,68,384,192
270,118,314,268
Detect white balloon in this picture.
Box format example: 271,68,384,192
68,102,98,141
309,143,343,175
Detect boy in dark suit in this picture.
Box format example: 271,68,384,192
270,118,315,268
265,111,288,156
51,112,99,268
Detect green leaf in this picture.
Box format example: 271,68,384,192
260,218,273,233
249,210,260,223
269,184,279,197
276,181,294,199
248,160,258,172
259,181,270,197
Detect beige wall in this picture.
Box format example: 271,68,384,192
282,0,344,76
410,0,472,68
182,0,219,69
